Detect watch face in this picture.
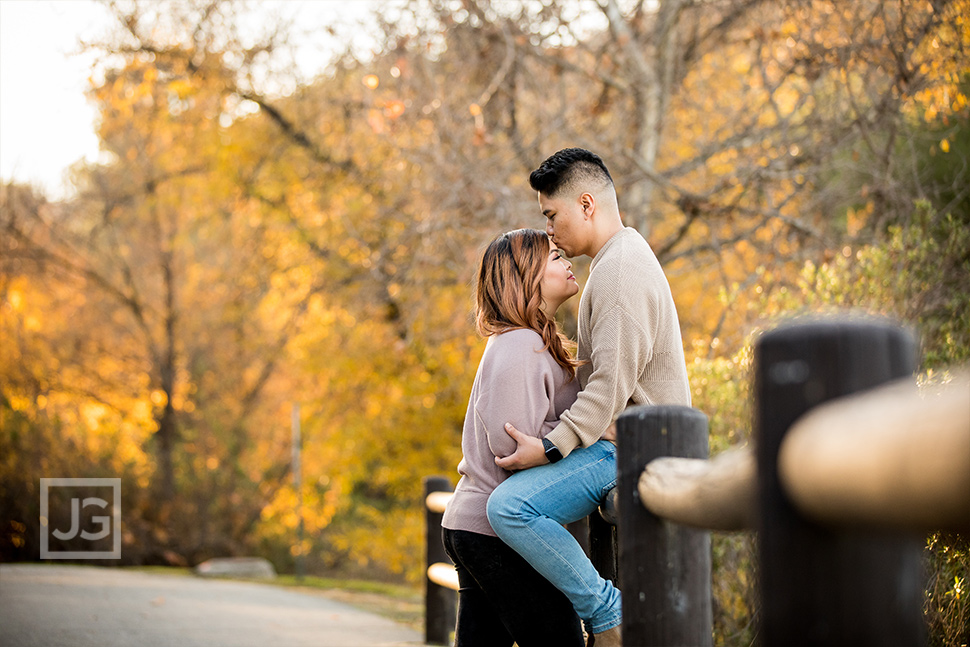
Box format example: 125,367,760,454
543,440,563,463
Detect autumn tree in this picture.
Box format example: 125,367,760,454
1,26,326,562
367,0,968,351
3,0,966,606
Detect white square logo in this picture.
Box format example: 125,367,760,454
40,478,121,559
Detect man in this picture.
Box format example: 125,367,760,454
486,148,692,647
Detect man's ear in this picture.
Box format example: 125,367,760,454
581,192,595,219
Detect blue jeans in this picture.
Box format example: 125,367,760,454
486,440,622,634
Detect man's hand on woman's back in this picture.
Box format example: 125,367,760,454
494,423,549,471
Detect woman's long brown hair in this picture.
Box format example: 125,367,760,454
475,229,579,378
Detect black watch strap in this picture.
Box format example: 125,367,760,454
542,438,563,463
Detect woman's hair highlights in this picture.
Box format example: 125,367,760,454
475,229,578,378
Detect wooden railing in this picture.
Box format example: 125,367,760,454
423,317,970,646
423,477,456,645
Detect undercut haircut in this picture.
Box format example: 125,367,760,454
529,148,614,198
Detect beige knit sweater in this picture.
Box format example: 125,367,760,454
545,227,691,456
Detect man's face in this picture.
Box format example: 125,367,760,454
538,191,588,258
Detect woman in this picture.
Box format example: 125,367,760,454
440,229,585,646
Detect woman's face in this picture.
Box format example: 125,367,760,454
540,238,579,316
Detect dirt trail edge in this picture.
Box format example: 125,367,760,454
0,564,424,647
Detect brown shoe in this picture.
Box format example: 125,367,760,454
590,625,621,647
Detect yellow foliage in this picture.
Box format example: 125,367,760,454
7,0,966,591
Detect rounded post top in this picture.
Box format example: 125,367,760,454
756,314,916,351
617,405,707,425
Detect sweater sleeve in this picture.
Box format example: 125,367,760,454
545,303,652,456
474,334,558,460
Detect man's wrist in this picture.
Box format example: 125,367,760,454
541,437,563,464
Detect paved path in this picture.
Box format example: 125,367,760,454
0,564,424,647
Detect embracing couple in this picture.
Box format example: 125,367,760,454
440,148,691,646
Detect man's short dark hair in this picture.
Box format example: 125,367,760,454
529,148,614,197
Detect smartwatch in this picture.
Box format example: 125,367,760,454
542,438,563,464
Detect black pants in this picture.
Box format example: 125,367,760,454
442,527,585,647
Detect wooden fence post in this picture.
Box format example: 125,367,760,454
424,476,455,646
617,405,712,647
755,317,924,647
566,518,591,559
589,505,618,584
589,487,618,583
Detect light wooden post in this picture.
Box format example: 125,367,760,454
424,476,455,646
291,404,305,580
617,405,712,647
755,317,924,647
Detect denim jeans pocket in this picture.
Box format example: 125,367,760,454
598,442,618,498
599,477,617,499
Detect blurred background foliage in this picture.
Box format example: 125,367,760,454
1,1,967,644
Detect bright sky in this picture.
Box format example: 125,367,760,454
0,0,386,200
0,0,109,198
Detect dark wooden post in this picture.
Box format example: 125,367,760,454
566,518,591,558
424,476,455,646
590,487,618,583
589,503,618,583
569,497,615,585
617,405,712,647
755,317,924,647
